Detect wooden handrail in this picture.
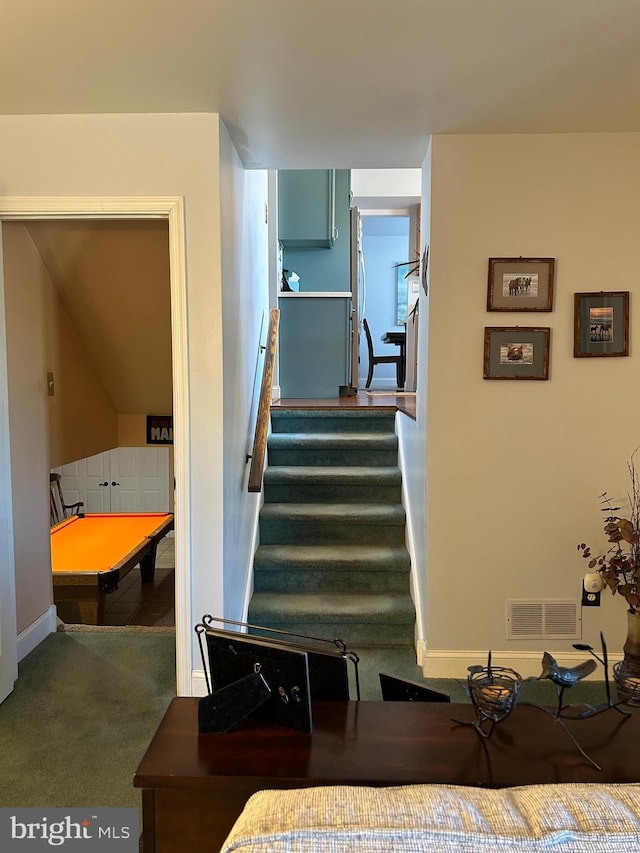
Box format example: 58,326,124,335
248,309,280,492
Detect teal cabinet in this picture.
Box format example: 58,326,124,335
278,170,336,248
278,294,352,398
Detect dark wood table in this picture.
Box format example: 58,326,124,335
381,331,406,388
134,697,639,853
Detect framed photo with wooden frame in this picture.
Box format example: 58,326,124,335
487,257,555,312
574,291,629,358
483,327,550,380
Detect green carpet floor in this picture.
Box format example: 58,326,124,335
0,631,614,811
0,631,175,809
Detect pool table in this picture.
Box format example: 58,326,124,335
50,512,174,625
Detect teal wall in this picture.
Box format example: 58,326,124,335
282,170,351,292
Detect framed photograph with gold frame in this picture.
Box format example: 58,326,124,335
574,291,629,358
483,327,550,380
487,257,555,312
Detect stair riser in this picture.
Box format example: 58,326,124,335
271,413,397,434
268,448,399,466
245,618,414,647
253,570,410,594
259,520,406,546
264,483,402,504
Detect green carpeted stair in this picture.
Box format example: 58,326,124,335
248,409,416,655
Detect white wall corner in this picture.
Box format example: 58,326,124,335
17,605,57,662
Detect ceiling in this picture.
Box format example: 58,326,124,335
2,0,639,169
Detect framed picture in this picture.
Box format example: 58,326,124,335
487,257,555,312
483,327,550,380
574,291,629,358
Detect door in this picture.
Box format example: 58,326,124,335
56,447,171,513
110,447,171,511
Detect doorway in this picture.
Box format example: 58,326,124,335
0,197,191,700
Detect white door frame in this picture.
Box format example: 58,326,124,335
0,196,191,695
0,225,18,702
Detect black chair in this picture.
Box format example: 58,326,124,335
362,318,403,389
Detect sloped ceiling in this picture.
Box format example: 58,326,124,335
1,1,640,168
26,220,172,414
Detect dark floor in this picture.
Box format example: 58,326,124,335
57,536,175,628
272,389,417,420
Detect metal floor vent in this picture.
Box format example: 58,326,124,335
506,599,581,640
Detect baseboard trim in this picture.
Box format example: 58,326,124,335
422,648,622,680
191,668,209,697
17,605,57,662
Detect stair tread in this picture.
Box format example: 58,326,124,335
250,592,416,618
268,433,398,444
260,503,405,521
265,465,401,481
255,544,409,561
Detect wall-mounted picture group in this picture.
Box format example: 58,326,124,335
483,257,629,380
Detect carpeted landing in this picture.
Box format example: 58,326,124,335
0,631,175,810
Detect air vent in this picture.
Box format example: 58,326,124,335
506,600,581,640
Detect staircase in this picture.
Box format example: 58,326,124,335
247,409,415,655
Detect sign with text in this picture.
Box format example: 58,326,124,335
0,808,138,851
146,415,173,445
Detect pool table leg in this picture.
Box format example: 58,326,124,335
139,541,158,584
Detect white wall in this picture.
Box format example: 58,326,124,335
0,113,225,688
425,132,640,675
351,169,422,199
219,122,270,620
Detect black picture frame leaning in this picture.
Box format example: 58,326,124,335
483,327,551,380
573,291,629,358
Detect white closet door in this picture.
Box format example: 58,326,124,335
109,448,170,512
108,448,139,511
57,447,171,513
57,451,111,512
138,447,171,511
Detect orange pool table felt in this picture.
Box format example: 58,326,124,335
51,512,174,625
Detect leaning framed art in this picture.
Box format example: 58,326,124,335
574,291,629,358
483,327,551,380
487,257,555,312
